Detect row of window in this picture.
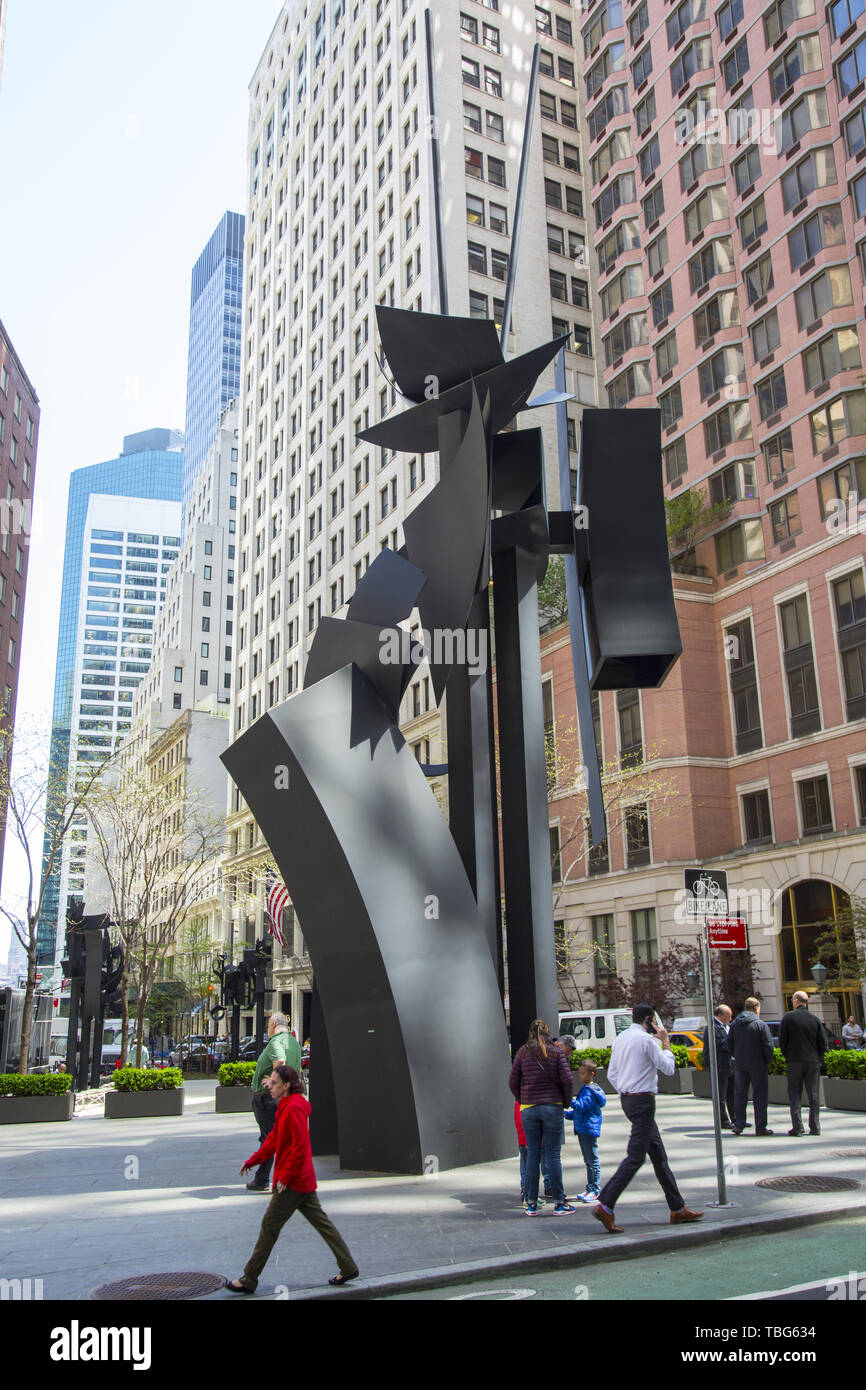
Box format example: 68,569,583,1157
726,572,866,756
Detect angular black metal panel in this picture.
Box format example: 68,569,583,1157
221,664,514,1174
579,409,682,690
345,546,427,627
374,305,503,402
491,429,544,513
357,335,569,455
303,616,415,730
445,590,503,991
403,394,490,703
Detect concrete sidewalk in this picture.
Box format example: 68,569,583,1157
0,1084,863,1301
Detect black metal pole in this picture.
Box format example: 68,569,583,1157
424,8,448,315
499,43,541,354
65,977,82,1085
555,349,607,848
492,542,560,1052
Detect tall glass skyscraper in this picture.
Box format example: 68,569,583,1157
37,431,184,970
183,211,244,514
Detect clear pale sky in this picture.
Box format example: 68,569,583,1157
0,0,283,958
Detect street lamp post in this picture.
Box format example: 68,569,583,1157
697,931,733,1208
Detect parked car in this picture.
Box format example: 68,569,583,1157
670,1030,704,1068
169,1043,219,1072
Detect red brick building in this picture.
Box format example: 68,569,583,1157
0,319,39,893
550,0,866,1029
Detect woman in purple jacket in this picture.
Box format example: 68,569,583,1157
509,1019,576,1215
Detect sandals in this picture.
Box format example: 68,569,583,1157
224,1279,253,1294
329,1271,360,1286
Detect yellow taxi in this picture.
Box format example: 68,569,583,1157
670,1029,705,1069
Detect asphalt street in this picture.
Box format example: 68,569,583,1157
383,1213,866,1300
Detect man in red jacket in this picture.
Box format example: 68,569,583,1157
225,1065,359,1292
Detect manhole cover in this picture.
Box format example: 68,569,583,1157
92,1272,226,1300
755,1175,861,1194
833,1149,866,1159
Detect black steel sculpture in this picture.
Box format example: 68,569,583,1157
222,300,682,1172
62,900,122,1089
221,23,682,1174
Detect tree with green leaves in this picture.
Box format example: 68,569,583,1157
665,486,731,574
813,897,866,993
537,554,569,632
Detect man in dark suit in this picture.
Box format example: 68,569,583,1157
729,997,775,1135
702,1004,735,1127
780,991,828,1136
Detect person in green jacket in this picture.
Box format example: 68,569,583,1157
247,1014,303,1192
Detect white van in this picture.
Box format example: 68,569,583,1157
558,1009,633,1049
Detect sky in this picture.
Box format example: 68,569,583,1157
0,0,284,961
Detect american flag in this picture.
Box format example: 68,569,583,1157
266,875,289,949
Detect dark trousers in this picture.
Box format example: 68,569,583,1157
598,1094,684,1213
718,1064,735,1125
251,1091,279,1186
787,1061,821,1131
240,1188,358,1291
733,1067,768,1131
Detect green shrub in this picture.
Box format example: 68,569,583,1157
570,1047,611,1071
113,1067,183,1092
671,1044,691,1069
218,1062,256,1088
767,1048,787,1076
0,1073,73,1097
825,1049,866,1080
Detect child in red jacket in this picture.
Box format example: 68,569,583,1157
225,1064,359,1292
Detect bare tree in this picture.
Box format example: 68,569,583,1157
0,716,117,1072
546,709,686,1010
84,734,224,1067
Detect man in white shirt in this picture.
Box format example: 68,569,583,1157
593,1003,703,1234
842,1017,864,1049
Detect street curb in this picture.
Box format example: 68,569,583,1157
204,1198,866,1301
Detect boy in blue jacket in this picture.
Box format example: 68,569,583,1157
564,1058,607,1203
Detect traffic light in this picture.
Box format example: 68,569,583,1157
101,940,124,1014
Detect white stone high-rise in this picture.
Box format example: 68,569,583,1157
132,404,240,726
226,0,599,1030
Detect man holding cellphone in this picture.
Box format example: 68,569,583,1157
593,1003,703,1234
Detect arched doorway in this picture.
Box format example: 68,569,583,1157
777,880,862,1026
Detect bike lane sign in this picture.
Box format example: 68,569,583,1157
684,867,729,917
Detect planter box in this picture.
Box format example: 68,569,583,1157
659,1068,694,1095
823,1078,866,1112
104,1088,184,1119
692,1069,711,1098
0,1093,74,1124
591,1067,617,1096
767,1076,789,1106
215,1085,253,1114
692,1071,827,1107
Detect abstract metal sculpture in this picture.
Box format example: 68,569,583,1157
221,25,681,1174
222,301,682,1172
